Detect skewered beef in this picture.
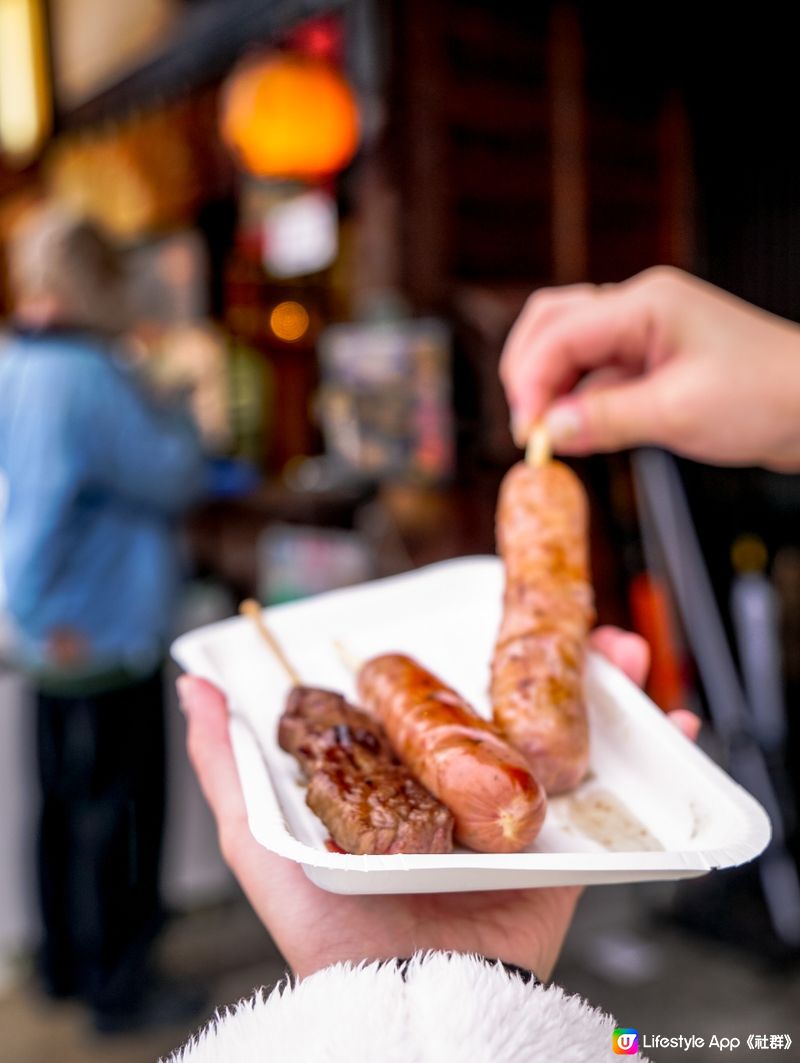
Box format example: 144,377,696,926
278,686,454,855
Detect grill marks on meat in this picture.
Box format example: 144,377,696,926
279,687,392,774
306,755,454,857
278,686,454,855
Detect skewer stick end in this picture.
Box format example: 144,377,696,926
333,638,363,676
239,598,262,619
525,421,552,468
239,598,302,686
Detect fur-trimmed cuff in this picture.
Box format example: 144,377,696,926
166,950,645,1062
393,953,538,984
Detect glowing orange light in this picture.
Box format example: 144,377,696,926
270,301,309,342
0,0,51,163
220,52,359,180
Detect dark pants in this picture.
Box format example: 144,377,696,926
35,671,166,1016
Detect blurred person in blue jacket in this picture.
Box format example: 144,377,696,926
0,203,206,1032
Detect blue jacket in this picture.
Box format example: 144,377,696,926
0,331,205,678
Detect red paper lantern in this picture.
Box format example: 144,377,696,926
220,52,359,180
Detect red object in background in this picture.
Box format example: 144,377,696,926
285,14,345,65
629,571,688,714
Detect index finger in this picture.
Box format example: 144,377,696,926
501,286,655,442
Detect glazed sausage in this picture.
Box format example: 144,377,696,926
491,461,595,794
357,654,546,853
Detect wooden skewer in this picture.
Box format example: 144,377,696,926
525,420,552,468
239,599,302,686
333,638,363,676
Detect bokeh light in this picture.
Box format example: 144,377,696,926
269,300,310,342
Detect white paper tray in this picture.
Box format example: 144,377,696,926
171,556,771,894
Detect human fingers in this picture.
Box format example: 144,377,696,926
177,675,247,832
503,292,660,445
586,632,701,742
500,284,601,396
588,626,650,688
176,676,311,913
544,373,675,455
534,362,655,454
668,708,701,742
177,676,289,879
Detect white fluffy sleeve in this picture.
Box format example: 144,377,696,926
164,951,647,1062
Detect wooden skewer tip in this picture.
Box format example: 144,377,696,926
239,598,262,619
525,422,552,468
239,599,302,686
333,638,363,676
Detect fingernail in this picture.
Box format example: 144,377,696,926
176,674,194,712
545,404,582,449
510,411,533,448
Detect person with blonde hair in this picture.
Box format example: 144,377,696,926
7,203,129,334
0,202,206,1032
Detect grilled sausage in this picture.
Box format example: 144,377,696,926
491,461,594,794
357,654,547,853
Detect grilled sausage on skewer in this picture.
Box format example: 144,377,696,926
491,461,594,794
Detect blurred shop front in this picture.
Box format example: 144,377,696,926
0,0,799,1057
0,0,698,614
0,0,502,988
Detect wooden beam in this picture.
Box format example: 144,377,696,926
549,2,587,282
402,0,450,309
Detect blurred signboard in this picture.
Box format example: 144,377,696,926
318,318,455,484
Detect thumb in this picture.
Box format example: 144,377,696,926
177,676,247,829
545,379,660,455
